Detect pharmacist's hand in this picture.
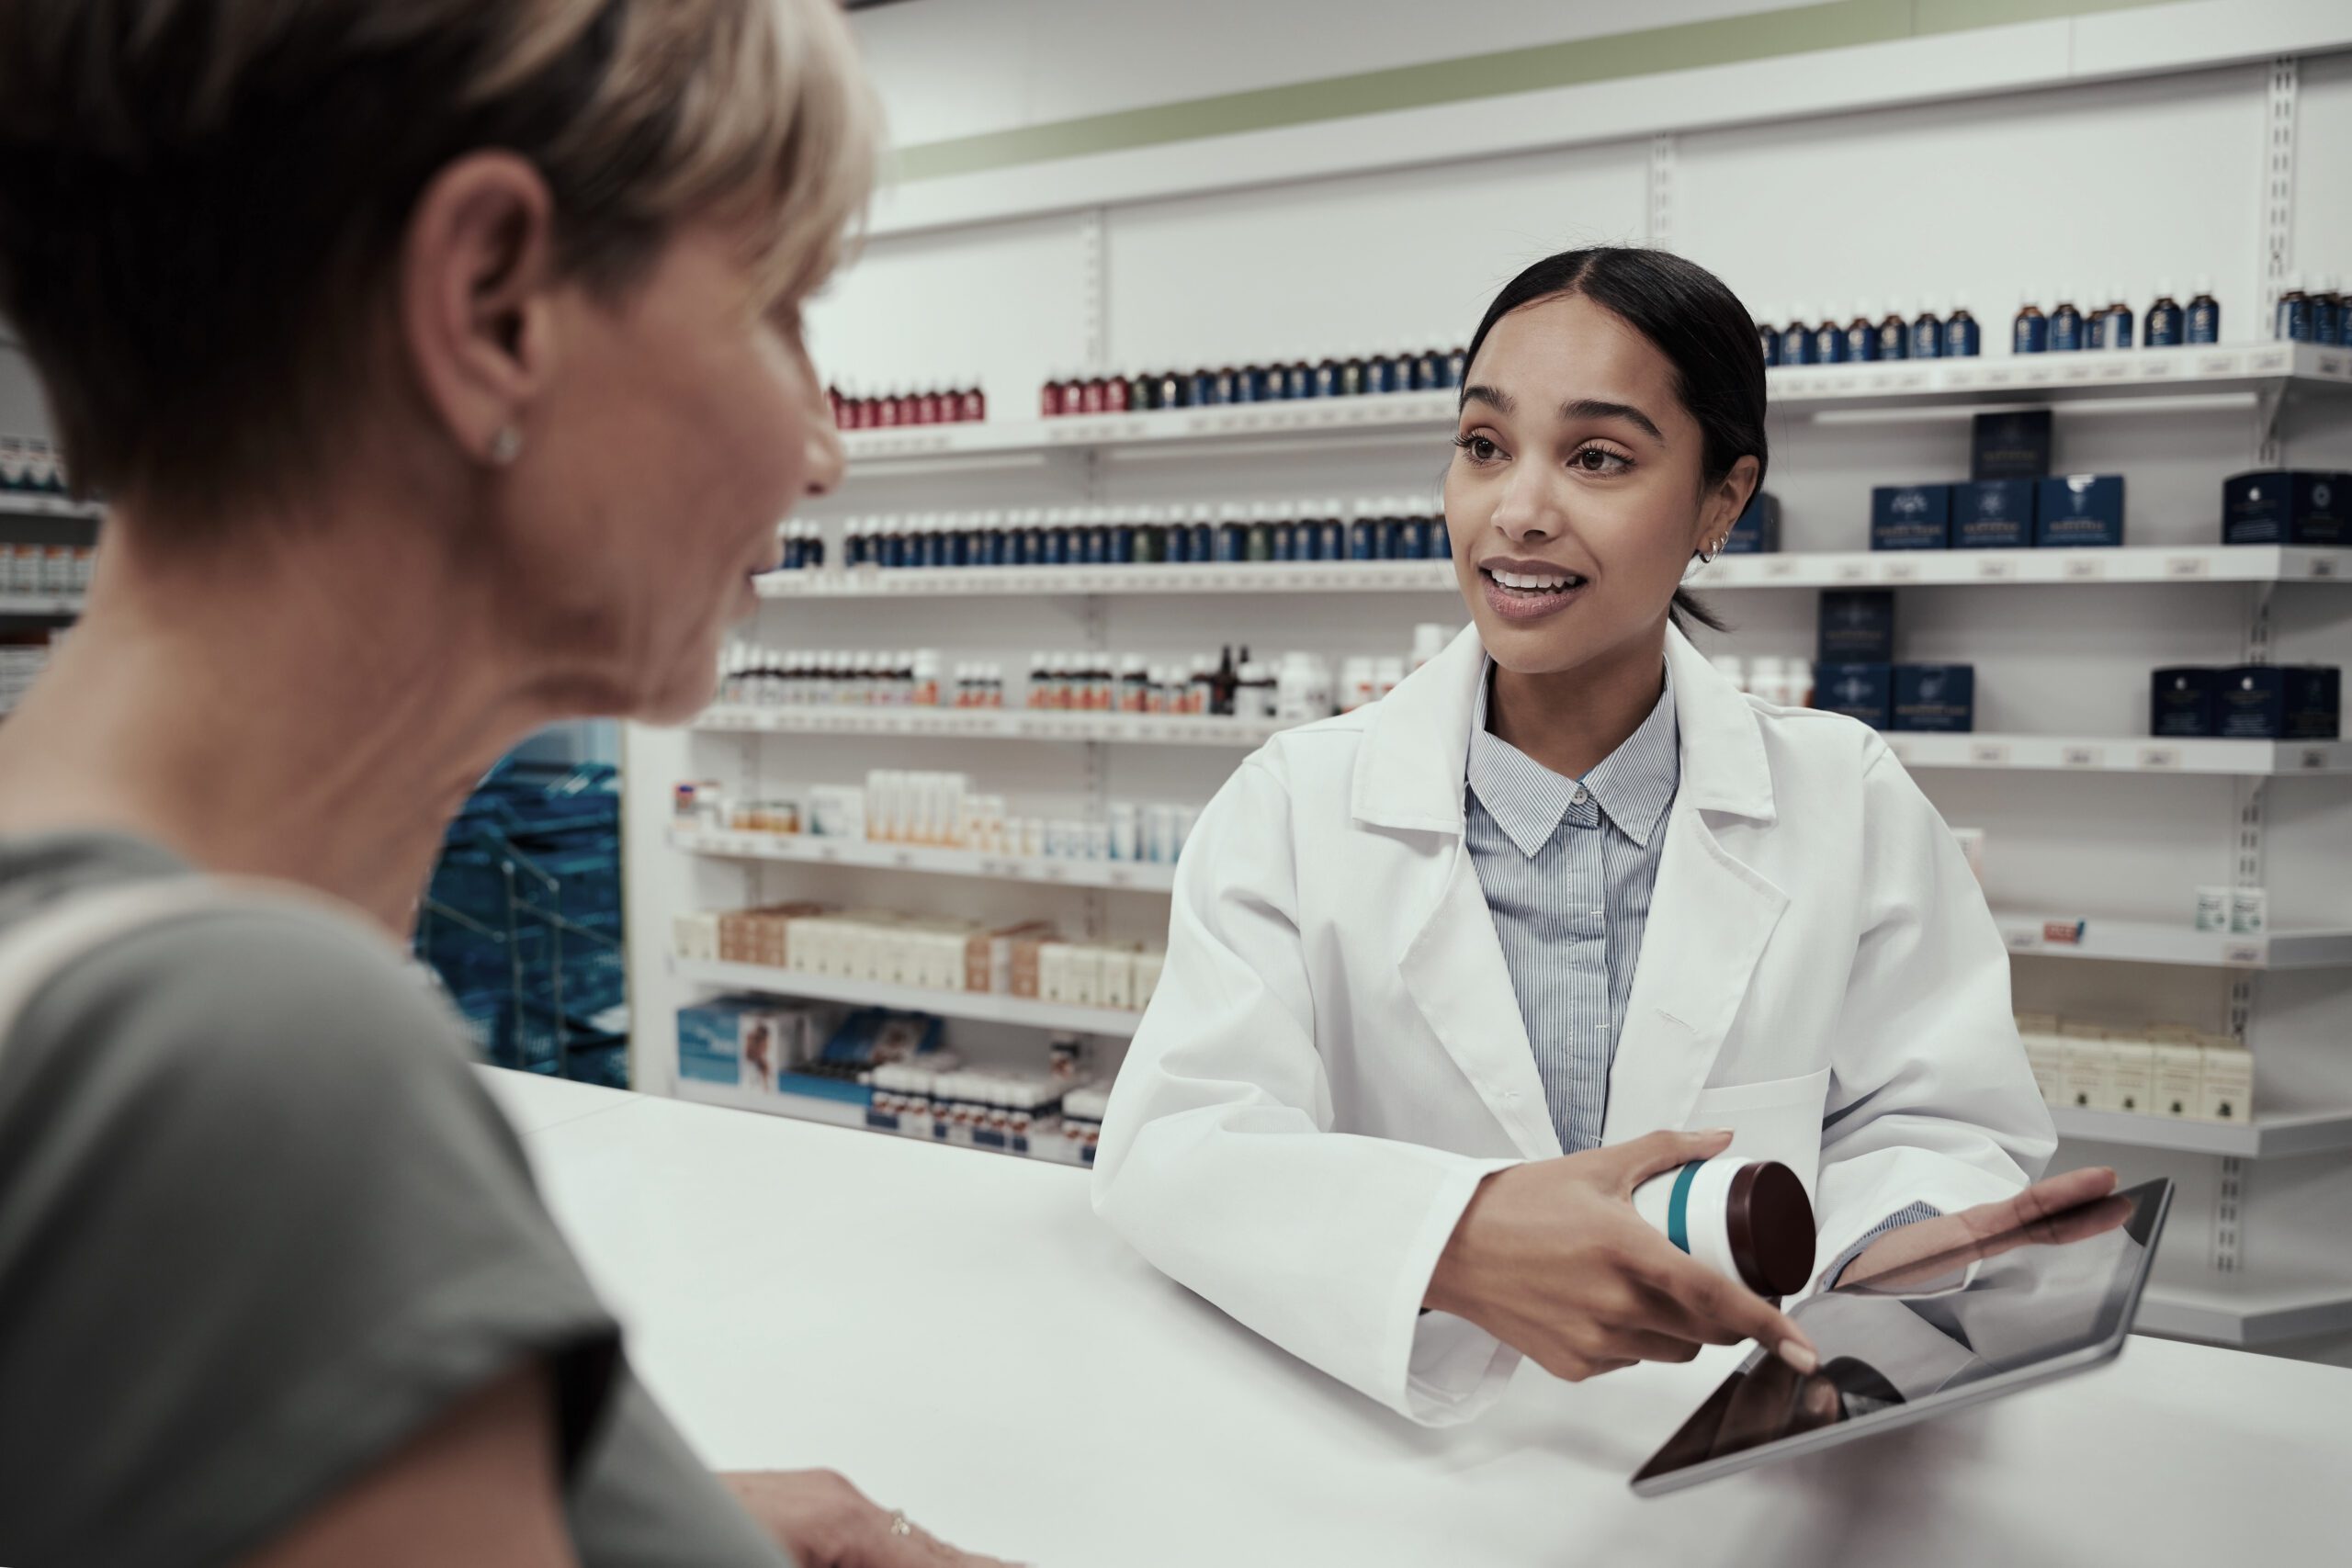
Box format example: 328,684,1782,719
1423,1129,1819,1383
1838,1166,2126,1293
722,1471,1023,1567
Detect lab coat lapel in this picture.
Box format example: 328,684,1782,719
1359,625,1561,1158
1602,627,1790,1144
1397,841,1564,1159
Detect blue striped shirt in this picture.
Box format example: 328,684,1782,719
1464,657,1936,1280
1464,660,1678,1156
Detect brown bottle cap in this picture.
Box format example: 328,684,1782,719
1726,1160,1817,1297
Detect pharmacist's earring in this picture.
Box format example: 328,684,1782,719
488,424,524,467
1698,536,1727,564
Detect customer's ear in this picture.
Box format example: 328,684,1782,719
396,151,561,468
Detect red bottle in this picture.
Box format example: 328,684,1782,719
961,384,986,423
876,391,899,428
1104,376,1128,413
1080,378,1106,414
1041,377,1063,418
917,388,942,425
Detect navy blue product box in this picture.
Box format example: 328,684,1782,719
1817,663,1894,729
1971,410,2053,480
1892,664,1975,732
2216,665,2342,739
1871,484,1952,551
1818,589,1895,665
1953,480,2035,549
2150,668,2218,738
2222,470,2350,547
1723,491,1780,554
2036,475,2125,547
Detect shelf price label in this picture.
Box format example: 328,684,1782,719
1969,741,2012,767
2310,557,2339,579
1975,558,2018,580
1834,560,1870,581
2060,745,2105,769
2222,942,2263,966
2136,746,2182,770
2163,555,2211,579
1883,559,1919,581
2062,556,2107,580
1765,558,1800,580
2299,749,2328,771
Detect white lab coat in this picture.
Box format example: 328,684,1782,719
1091,622,2056,1426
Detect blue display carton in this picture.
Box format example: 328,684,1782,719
1723,491,1781,554
1818,589,1896,664
2222,470,2349,547
2216,665,2341,739
2150,668,2218,738
1892,663,1976,732
1971,410,2053,480
1871,484,1952,551
2036,475,2125,547
1954,480,2035,549
1817,662,1894,729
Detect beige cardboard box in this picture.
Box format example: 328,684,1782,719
2021,1032,2069,1106
966,921,1054,994
2198,1043,2253,1123
1065,946,1105,1009
2061,1039,2113,1111
1036,942,1073,1005
1097,948,1136,1010
2106,1040,2158,1117
2152,1044,2205,1120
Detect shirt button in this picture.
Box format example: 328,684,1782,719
1573,787,1589,805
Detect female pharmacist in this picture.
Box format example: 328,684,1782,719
0,3,1007,1564
1094,246,2109,1425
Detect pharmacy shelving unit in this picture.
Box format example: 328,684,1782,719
623,59,2352,1360
671,957,1146,1039
0,495,99,621
0,494,99,521
0,592,83,618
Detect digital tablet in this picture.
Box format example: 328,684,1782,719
1632,1177,2173,1496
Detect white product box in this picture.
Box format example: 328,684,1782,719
1037,942,1073,1005
2060,1038,2113,1112
2152,1044,2205,1120
672,910,720,962
1097,948,1136,1010
2106,1040,2158,1117
1064,946,1104,1009
2198,1043,2253,1123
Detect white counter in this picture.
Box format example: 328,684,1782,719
485,1069,2345,1568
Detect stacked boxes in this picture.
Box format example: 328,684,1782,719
1815,590,1975,732
2221,470,2347,546
675,996,822,1092
2150,665,2340,739
1867,413,2122,552
2018,1013,2253,1123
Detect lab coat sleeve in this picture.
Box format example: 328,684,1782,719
1804,746,2059,1296
1091,752,1521,1426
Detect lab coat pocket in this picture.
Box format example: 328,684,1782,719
1688,1067,1832,1200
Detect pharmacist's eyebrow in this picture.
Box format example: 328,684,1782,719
1561,398,1664,442
1460,384,1514,416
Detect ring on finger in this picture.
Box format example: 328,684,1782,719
888,1509,914,1539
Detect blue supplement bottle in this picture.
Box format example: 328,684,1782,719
1363,351,1393,395
2101,288,2133,350
1942,294,1981,357
1311,357,1339,400
1189,513,1214,563
1442,343,1467,389
2013,294,2049,354
2316,275,2346,346
2143,281,2182,348
1349,499,1379,561
1876,301,1910,361
1910,299,1944,360
1780,305,1815,367
2185,276,2221,344
1755,304,1781,367
2049,288,2084,352
1843,301,1878,363
2276,274,2314,342
1285,360,1313,400
1411,346,1442,391
1811,310,1846,365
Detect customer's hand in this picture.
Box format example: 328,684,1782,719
1424,1128,1819,1382
1838,1165,2126,1292
722,1471,1023,1567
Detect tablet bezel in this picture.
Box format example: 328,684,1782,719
1629,1177,2174,1497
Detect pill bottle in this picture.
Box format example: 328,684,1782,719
1631,1157,1817,1298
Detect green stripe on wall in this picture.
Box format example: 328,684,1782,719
893,0,2164,183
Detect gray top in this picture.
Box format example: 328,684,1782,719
1464,661,1679,1155
0,832,790,1568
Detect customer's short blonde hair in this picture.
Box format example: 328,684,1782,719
0,0,878,511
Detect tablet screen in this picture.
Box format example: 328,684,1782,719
1633,1178,2170,1491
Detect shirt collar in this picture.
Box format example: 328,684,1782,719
1465,660,1679,857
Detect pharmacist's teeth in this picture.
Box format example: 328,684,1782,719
1490,570,1576,591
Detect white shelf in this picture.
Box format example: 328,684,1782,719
2135,1271,2352,1348
669,827,1180,892
1993,913,2352,969
758,560,1457,598
755,547,2347,600
2051,1106,2352,1158
1884,733,2352,776
672,956,1146,1038
691,705,1287,748
0,592,82,616
833,347,2352,470
0,494,100,520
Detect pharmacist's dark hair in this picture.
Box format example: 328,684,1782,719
1462,246,1769,633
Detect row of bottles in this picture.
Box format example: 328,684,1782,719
0,436,72,496
2273,274,2349,345
1755,298,1986,366
825,381,987,431
761,498,1453,573
2011,281,2221,352
1040,344,1468,417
